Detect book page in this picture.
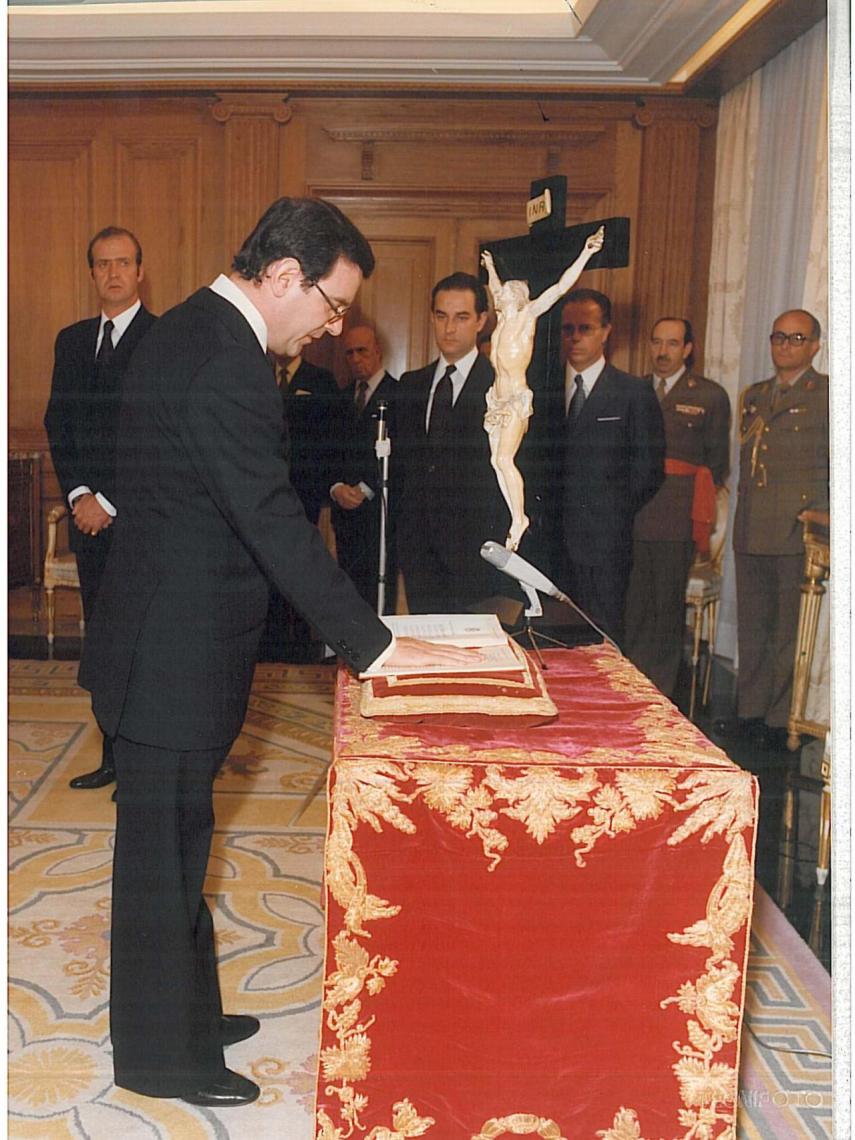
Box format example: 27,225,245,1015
381,613,506,646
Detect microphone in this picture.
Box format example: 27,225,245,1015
373,399,390,460
374,399,388,438
480,540,618,650
480,542,570,603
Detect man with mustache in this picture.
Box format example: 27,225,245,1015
624,317,730,698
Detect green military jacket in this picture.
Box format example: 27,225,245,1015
732,365,829,556
633,371,731,543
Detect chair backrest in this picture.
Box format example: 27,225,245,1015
692,486,729,573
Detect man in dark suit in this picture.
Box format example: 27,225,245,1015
260,351,344,659
331,325,398,610
557,288,665,644
394,272,508,613
44,225,157,791
78,198,474,1108
624,317,730,697
274,351,342,525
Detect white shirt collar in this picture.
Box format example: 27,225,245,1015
355,367,386,402
564,356,606,410
437,345,480,385
98,299,141,349
209,273,268,352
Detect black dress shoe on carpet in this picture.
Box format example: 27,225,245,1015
69,766,116,790
221,1014,261,1047
180,1069,260,1107
712,716,761,740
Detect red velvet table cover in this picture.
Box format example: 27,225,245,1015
316,645,758,1140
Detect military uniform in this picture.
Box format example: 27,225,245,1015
624,371,730,696
732,365,829,727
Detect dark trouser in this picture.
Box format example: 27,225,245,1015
402,540,492,615
110,735,230,1096
735,551,804,728
76,534,115,772
624,539,695,697
74,531,112,623
559,552,631,647
334,503,395,612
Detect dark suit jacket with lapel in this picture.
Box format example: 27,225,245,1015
394,354,507,599
331,372,399,605
44,306,157,554
561,362,666,565
79,287,391,751
633,371,731,544
281,358,344,524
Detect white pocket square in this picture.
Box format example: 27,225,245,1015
597,415,621,422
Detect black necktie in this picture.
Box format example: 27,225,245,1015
96,320,115,373
355,379,369,414
428,363,455,439
567,373,585,426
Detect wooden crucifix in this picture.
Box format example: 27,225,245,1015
478,176,630,557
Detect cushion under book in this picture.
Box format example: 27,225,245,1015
359,637,557,726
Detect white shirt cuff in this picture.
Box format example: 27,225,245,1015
367,633,397,672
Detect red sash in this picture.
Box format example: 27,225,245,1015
664,458,716,555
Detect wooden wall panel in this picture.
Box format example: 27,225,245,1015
8,89,718,543
114,134,202,315
8,137,95,435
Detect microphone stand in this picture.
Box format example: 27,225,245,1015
374,400,391,616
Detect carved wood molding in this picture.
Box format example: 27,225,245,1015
211,92,292,123
324,125,607,147
632,105,717,129
306,183,611,220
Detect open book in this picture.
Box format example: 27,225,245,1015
359,613,521,678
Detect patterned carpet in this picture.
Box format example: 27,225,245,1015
8,660,832,1139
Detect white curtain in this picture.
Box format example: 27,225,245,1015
704,20,828,665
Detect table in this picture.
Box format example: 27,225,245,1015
316,645,758,1140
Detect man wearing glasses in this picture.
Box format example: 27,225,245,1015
726,308,828,750
79,197,475,1108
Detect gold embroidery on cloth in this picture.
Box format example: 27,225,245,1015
473,1115,568,1138
321,691,756,1139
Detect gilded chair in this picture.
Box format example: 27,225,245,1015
43,505,85,652
684,486,729,721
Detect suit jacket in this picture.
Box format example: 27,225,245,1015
79,287,391,750
633,371,731,543
331,372,399,606
280,358,344,524
393,354,507,593
43,306,157,553
560,362,665,565
732,365,828,556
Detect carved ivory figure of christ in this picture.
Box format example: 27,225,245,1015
481,225,605,550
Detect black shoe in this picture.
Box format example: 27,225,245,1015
69,765,116,790
221,1014,261,1047
180,1069,260,1107
712,716,761,740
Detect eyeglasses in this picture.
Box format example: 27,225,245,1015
309,280,350,325
770,331,817,346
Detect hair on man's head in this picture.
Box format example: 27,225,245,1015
564,288,612,326
87,227,143,269
431,272,489,315
232,197,375,284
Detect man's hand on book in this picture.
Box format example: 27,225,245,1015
385,637,486,672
